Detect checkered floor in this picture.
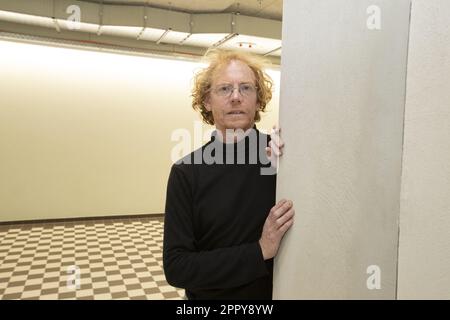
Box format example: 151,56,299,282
0,217,185,300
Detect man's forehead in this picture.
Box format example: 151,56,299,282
211,60,256,82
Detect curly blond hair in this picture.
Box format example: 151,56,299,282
191,49,274,125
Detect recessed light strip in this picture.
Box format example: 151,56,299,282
156,28,171,45
212,33,238,48
263,46,281,56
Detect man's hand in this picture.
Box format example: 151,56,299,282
259,199,295,260
265,126,284,170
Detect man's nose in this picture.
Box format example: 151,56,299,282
230,87,242,101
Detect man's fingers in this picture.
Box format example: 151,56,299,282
269,199,288,218
272,200,293,219
270,132,284,151
277,217,294,234
270,131,280,144
269,141,282,157
276,208,295,228
275,199,288,209
275,137,285,149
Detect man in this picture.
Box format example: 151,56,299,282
163,49,295,299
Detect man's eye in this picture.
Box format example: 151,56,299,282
218,86,231,92
241,84,252,91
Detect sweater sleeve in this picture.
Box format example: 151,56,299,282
163,164,270,290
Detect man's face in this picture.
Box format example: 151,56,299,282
205,60,259,134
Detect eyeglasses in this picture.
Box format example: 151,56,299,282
211,83,258,97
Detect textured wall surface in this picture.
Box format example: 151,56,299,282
397,0,450,299
273,0,411,299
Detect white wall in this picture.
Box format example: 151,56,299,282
397,0,450,299
273,0,411,299
0,39,280,222
275,0,450,300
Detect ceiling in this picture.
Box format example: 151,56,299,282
0,0,283,62
81,0,283,20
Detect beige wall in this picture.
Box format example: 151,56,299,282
0,39,280,222
273,0,411,299
397,0,450,299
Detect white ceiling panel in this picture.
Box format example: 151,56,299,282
220,34,281,55
80,0,283,20
182,33,229,48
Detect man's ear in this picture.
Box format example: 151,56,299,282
205,95,212,111
255,102,261,114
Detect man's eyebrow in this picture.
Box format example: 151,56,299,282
215,82,254,85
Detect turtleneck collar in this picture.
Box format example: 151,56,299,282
211,125,258,144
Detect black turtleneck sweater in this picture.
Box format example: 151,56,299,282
163,127,276,300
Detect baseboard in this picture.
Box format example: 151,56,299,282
0,213,165,226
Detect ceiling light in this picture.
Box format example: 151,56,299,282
179,33,192,45
156,29,171,45
100,25,142,38
0,10,54,28
181,33,229,48
163,31,191,44
55,19,99,34
212,33,238,48
264,47,282,57
137,27,165,42
220,34,281,55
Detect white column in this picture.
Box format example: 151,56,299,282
274,0,411,299
397,0,450,299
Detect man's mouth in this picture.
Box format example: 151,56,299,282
228,111,245,115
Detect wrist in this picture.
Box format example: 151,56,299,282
258,239,269,260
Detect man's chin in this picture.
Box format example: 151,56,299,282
224,120,252,131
